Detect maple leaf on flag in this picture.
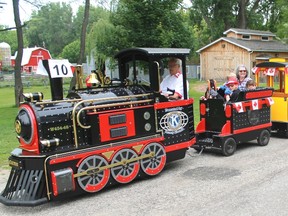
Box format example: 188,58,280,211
252,99,259,110
233,102,244,113
251,67,259,75
266,68,276,76
267,97,274,105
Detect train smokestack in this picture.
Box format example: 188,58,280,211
42,60,63,101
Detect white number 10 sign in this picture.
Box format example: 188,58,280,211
37,59,73,78
48,59,73,78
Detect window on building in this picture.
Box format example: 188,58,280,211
261,36,269,41
242,35,251,40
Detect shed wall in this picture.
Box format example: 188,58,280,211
200,41,250,81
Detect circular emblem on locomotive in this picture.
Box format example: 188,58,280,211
247,109,260,125
159,111,188,134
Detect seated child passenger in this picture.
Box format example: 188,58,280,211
200,79,223,100
225,77,240,102
246,79,256,90
218,72,237,97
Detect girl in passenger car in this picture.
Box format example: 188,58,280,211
246,79,256,90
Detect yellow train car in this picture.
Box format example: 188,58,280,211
254,58,288,136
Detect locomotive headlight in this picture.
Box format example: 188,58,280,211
15,120,22,134
144,123,151,131
15,108,33,144
143,111,151,120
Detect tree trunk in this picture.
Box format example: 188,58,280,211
237,0,248,29
12,0,23,107
69,0,90,90
78,0,90,65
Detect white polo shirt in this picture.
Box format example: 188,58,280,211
160,72,184,99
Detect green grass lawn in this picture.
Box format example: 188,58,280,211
0,85,52,168
0,79,205,168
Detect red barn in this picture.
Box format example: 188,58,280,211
11,47,52,73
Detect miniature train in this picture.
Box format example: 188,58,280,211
253,58,288,137
0,48,274,206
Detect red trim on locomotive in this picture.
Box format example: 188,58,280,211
154,98,194,109
98,110,136,142
233,123,272,134
19,104,40,154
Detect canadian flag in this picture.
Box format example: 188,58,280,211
234,102,244,113
267,97,274,105
252,99,259,110
251,67,259,75
266,68,276,76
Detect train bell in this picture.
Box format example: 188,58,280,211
87,72,100,86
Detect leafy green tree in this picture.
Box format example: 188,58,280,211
87,18,132,67
72,5,110,39
189,0,238,42
0,28,23,54
59,40,80,63
86,0,195,66
276,0,288,43
110,0,193,49
25,2,75,57
189,0,282,50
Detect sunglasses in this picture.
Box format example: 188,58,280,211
239,70,246,72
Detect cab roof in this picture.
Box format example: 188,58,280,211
115,47,190,61
256,61,288,68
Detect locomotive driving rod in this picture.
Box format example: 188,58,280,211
74,152,155,178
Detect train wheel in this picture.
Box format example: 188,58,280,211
222,138,236,156
140,143,166,176
257,129,270,146
77,155,110,193
111,149,140,184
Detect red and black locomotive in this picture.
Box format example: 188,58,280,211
0,48,274,206
0,48,195,206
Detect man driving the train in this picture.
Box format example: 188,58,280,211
160,58,184,100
